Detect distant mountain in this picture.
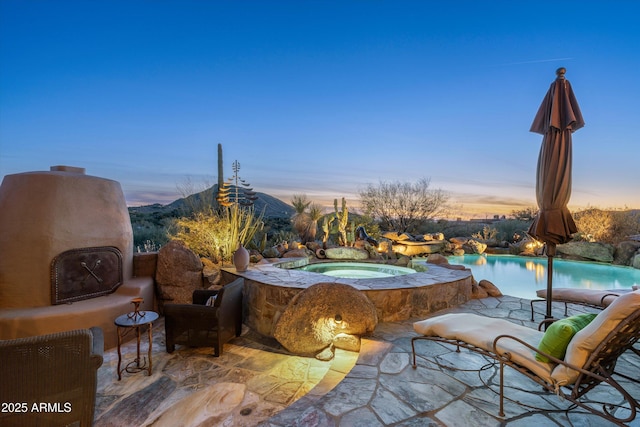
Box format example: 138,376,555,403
131,185,295,218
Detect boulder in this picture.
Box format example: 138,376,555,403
201,258,222,288
272,283,378,357
556,241,615,263
262,246,281,258
471,282,489,299
426,254,449,265
462,239,487,254
305,241,322,252
478,279,503,297
155,240,204,314
449,237,468,246
633,253,640,270
282,248,313,259
392,242,444,256
333,333,361,352
381,231,411,241
613,241,640,266
324,246,369,260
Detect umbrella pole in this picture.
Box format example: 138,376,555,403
546,254,554,320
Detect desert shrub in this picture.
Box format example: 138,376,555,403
574,208,640,244
171,205,263,262
132,219,172,250
359,178,450,233
472,225,498,241
494,219,533,243
510,206,538,221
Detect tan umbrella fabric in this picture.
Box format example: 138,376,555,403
528,67,584,254
528,68,584,319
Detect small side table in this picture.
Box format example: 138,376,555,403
114,310,159,380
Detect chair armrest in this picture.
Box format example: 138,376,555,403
193,289,220,305
89,326,104,368
492,334,610,385
165,303,219,319
600,293,619,305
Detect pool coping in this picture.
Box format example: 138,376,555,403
221,257,472,291
221,258,474,336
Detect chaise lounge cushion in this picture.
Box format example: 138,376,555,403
414,313,555,381
551,290,640,385
535,313,597,363
536,288,624,307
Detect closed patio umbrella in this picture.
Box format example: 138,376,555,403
528,67,584,319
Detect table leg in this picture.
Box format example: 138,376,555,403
117,326,123,381
147,323,153,376
136,325,142,368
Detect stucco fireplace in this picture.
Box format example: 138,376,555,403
0,166,155,349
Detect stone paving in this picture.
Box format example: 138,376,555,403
94,296,640,426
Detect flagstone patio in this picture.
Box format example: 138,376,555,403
94,296,640,426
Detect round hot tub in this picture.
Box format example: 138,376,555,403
299,262,416,279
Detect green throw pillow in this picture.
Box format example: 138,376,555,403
536,313,598,363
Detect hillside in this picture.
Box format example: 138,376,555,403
129,185,295,218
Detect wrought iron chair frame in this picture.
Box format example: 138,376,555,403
412,308,640,426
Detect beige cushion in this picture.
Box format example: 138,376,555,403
536,288,624,307
414,313,554,381
551,290,640,385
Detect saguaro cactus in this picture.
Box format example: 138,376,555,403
334,197,349,246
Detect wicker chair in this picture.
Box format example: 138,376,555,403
412,290,640,425
164,278,244,357
0,327,104,427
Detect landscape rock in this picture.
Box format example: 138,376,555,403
155,240,204,314
282,248,313,259
201,258,222,288
262,246,280,258
449,237,468,246
392,242,444,256
613,241,640,266
557,241,615,263
426,254,449,265
273,283,377,357
478,279,502,297
305,241,322,252
324,246,369,260
333,333,361,352
462,239,487,254
471,282,489,299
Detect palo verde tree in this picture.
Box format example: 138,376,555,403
358,178,450,233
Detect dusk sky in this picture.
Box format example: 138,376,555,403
1,1,639,218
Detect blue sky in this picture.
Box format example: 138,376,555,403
1,1,639,218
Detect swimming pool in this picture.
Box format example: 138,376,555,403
447,254,640,300
299,262,417,279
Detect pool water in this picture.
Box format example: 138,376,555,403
448,254,640,300
299,262,417,279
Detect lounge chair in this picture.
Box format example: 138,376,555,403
164,278,244,357
530,287,636,320
412,290,640,425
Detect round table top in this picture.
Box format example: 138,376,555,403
114,310,159,327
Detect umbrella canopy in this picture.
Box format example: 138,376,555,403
528,67,584,319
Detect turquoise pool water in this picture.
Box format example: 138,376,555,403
448,254,640,300
300,262,416,279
